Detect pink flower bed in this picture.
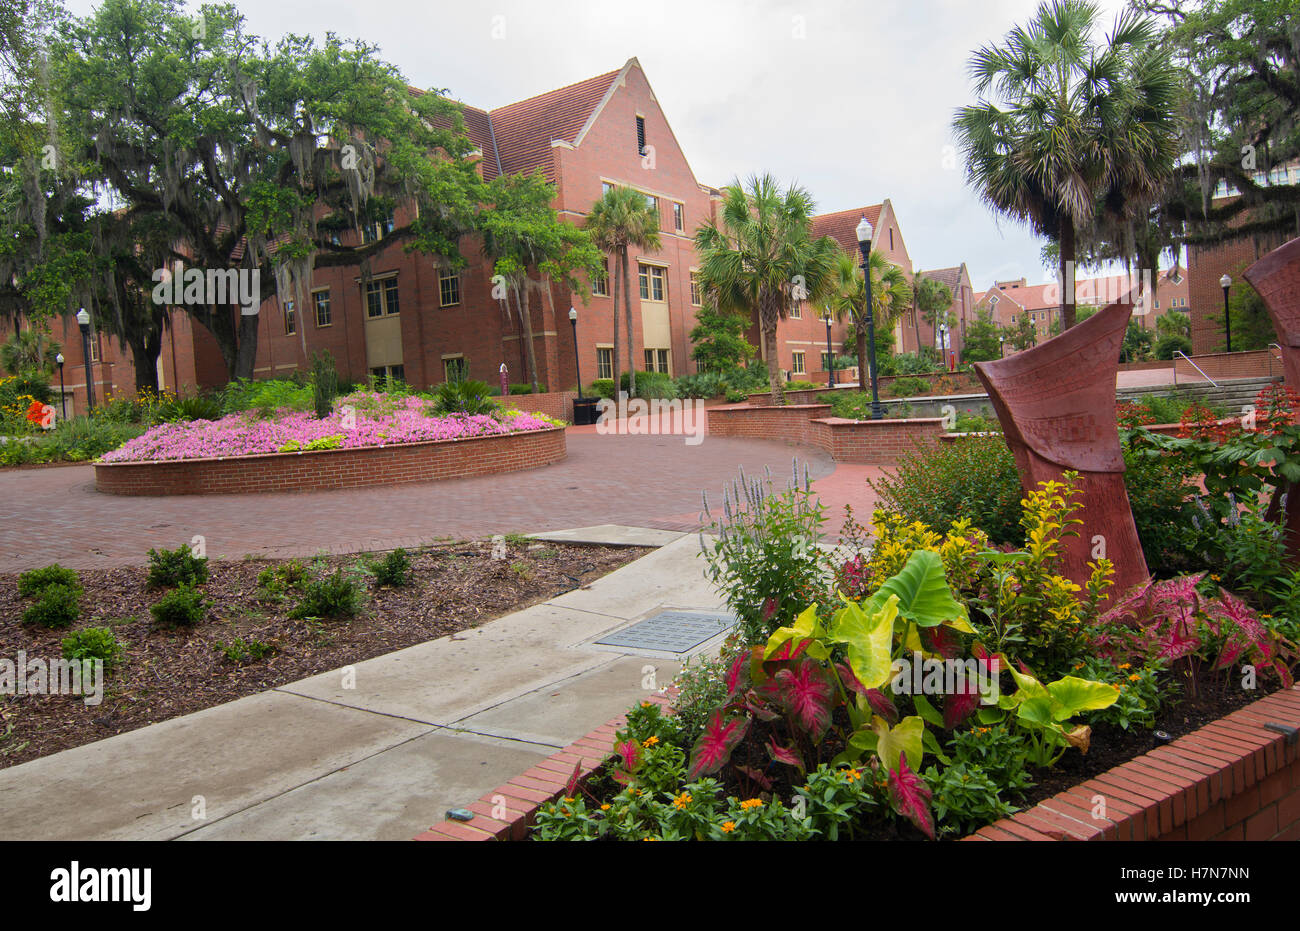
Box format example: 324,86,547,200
99,393,558,463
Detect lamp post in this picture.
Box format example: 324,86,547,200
55,352,65,420
999,335,1005,358
568,307,582,398
75,308,95,412
1220,274,1232,353
823,312,835,388
855,216,884,420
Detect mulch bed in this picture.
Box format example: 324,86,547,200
573,678,1283,841
0,540,649,769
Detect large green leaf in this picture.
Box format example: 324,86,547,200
829,594,898,690
764,603,827,661
873,715,925,774
864,550,969,629
1046,676,1121,719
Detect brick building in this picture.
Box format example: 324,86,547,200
3,59,956,406
972,268,1189,353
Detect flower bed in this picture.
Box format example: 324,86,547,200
98,392,559,463
94,391,567,495
427,462,1298,842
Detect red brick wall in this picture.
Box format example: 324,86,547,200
94,425,566,496
967,687,1300,841
503,391,576,421
706,403,943,465
1174,349,1279,382
1187,226,1290,354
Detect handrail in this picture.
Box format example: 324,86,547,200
1172,351,1219,388
1269,342,1284,379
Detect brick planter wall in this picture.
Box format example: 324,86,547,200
505,391,578,422
416,687,1300,842
966,687,1300,842
1175,349,1278,382
706,403,944,466
94,425,567,496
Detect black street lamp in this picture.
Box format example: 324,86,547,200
76,307,96,412
823,312,835,388
568,306,582,398
55,352,65,421
1220,273,1232,353
999,335,1005,358
855,216,884,419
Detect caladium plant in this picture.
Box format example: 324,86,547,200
982,661,1121,767
888,751,936,840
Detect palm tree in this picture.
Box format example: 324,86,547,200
912,271,954,356
953,0,1178,331
584,186,661,398
695,174,838,405
824,248,912,385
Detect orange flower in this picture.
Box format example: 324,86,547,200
672,792,692,810
720,821,736,833
642,736,659,748
740,798,763,810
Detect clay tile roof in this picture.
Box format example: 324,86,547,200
458,104,502,179
487,67,623,181
811,205,883,255
921,266,963,291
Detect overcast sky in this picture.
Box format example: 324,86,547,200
67,0,1160,290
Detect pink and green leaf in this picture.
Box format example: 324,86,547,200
687,710,750,779
888,751,936,840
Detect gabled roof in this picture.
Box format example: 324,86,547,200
486,66,624,181
920,265,966,292
811,205,883,254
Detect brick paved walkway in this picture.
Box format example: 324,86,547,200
0,431,870,572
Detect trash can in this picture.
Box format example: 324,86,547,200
572,397,600,425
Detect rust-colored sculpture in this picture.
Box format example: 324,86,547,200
1244,235,1300,562
974,300,1149,598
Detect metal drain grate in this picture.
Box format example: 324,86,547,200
595,611,735,653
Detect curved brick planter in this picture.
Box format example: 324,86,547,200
415,687,1300,842
705,403,944,466
94,424,566,496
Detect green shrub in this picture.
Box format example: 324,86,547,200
150,583,210,627
221,378,314,417
158,394,224,422
432,378,497,416
217,637,275,663
0,417,144,465
869,435,1025,546
701,463,831,643
23,583,80,628
620,371,678,400
674,372,728,399
587,379,616,399
62,627,124,671
369,548,412,587
290,569,362,619
257,560,311,599
1122,444,1199,575
952,412,1001,433
784,379,819,391
0,370,53,405
888,376,931,398
147,543,209,589
311,351,339,419
724,388,750,403
18,564,81,598
508,383,536,395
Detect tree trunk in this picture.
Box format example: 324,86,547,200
235,310,258,380
912,282,922,358
1059,218,1077,331
519,280,540,393
128,330,161,393
762,289,783,405
621,247,636,398
610,250,620,397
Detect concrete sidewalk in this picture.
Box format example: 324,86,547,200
0,529,729,841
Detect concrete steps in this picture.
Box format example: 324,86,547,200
1116,376,1281,414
